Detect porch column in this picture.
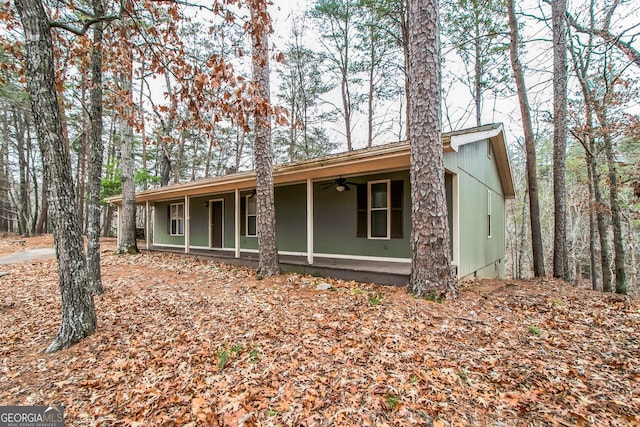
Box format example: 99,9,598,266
116,205,121,248
145,200,150,250
452,174,460,277
185,195,190,254
235,188,241,258
306,178,314,264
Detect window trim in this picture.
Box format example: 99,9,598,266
368,179,391,240
245,194,257,237
487,190,492,239
169,202,184,236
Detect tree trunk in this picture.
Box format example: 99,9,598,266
586,150,600,291
34,172,48,235
474,18,482,126
517,188,529,279
0,112,10,233
568,21,612,292
14,109,29,236
407,0,455,299
400,0,410,140
250,0,280,277
367,27,375,148
507,0,545,277
15,0,96,352
552,0,568,280
627,215,637,296
86,0,106,293
76,72,88,233
102,118,117,237
598,110,628,295
116,16,139,255
341,74,353,151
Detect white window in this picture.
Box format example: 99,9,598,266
487,140,493,159
487,190,492,239
368,180,390,239
170,203,184,236
246,195,257,237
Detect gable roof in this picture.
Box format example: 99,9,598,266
108,123,515,204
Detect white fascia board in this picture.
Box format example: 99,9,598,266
449,125,503,152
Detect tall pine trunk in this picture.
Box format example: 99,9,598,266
15,0,96,352
407,0,456,299
552,0,568,280
86,0,106,293
507,0,545,277
116,15,139,255
250,0,280,277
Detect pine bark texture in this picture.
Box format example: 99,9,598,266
116,15,139,255
250,0,280,277
15,0,97,352
507,0,545,277
86,0,105,293
407,0,456,299
552,0,568,280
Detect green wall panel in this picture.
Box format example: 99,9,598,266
275,184,307,252
189,196,210,247
313,171,411,258
153,200,185,246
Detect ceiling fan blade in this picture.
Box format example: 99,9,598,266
322,183,335,190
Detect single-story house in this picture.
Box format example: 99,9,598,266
108,123,515,285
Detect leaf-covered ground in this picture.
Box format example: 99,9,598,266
0,235,638,426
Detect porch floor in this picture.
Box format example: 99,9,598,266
143,245,410,286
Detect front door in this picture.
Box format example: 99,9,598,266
210,200,224,248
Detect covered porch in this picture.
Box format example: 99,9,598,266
141,244,411,286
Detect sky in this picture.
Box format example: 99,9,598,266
263,0,639,156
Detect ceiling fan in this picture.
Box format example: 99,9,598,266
322,177,358,192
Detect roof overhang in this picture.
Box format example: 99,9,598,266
107,123,515,204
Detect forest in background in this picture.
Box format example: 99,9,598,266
0,0,639,288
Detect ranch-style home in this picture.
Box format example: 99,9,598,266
109,123,515,285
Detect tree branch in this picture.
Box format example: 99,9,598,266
542,0,640,69
49,14,121,36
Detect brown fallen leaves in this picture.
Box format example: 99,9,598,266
0,235,638,426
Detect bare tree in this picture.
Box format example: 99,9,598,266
507,0,545,277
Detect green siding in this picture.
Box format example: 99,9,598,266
150,137,509,279
450,139,507,279
275,184,307,252
153,200,185,246
189,196,210,247
445,173,453,258
314,171,411,258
